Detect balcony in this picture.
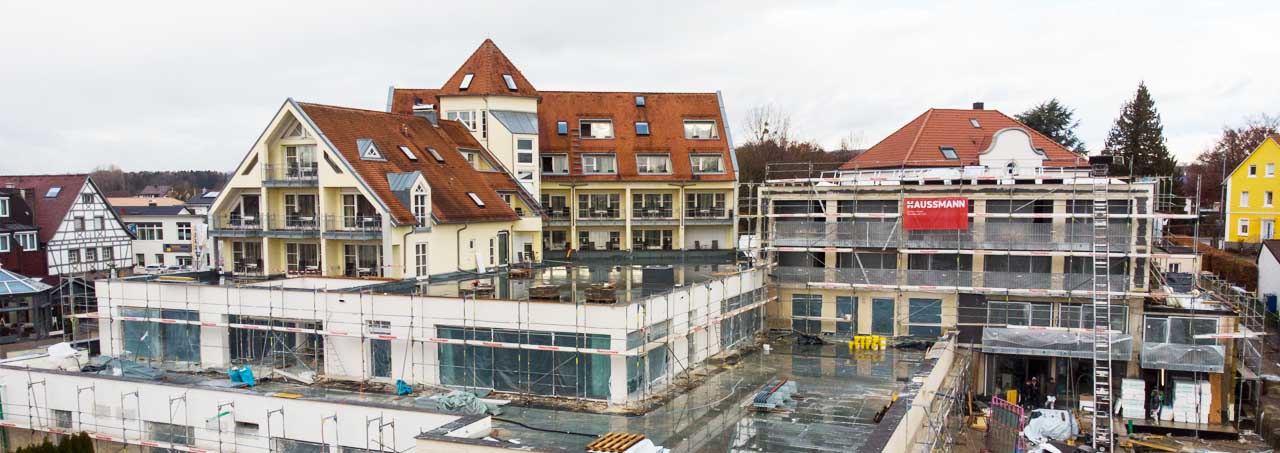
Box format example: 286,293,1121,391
323,214,383,240
632,207,676,225
210,215,263,237
577,208,623,226
264,214,319,238
981,271,1053,290
685,207,733,225
545,207,571,226
1140,342,1225,373
1062,273,1132,292
906,270,973,287
263,163,319,187
232,261,265,276
773,266,1133,294
982,327,1133,360
772,219,1138,252
775,266,898,286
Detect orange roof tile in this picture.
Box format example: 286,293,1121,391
841,108,1088,170
297,102,522,224
436,39,537,98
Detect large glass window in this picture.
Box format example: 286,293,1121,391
134,223,163,241
836,296,857,333
689,154,725,173
683,120,719,139
1058,304,1129,332
636,154,671,174
987,301,1053,326
437,326,611,399
791,294,822,334
908,298,942,337
579,119,614,139
541,154,569,174
582,154,617,174
121,308,200,363
1144,316,1219,346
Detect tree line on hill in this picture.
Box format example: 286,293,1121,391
90,165,229,200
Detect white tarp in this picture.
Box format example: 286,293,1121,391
1021,409,1079,445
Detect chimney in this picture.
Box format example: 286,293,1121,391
972,101,985,110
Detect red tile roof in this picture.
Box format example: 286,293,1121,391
840,108,1088,170
436,39,537,98
537,91,735,182
0,174,90,243
296,103,523,224
389,89,439,115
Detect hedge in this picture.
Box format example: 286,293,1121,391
1169,236,1257,291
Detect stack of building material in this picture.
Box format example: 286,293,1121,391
1120,379,1145,419
1171,380,1211,423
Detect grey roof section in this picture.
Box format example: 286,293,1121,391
489,110,539,135
0,268,52,296
0,223,38,233
387,171,421,212
185,191,220,206
113,205,191,216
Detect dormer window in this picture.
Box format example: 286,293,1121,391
557,121,568,135
636,154,671,174
940,146,958,160
969,118,981,128
502,74,517,91
635,121,650,136
413,185,429,225
635,96,646,107
467,192,485,207
399,145,418,161
690,154,725,174
683,120,719,139
459,73,474,90
580,119,614,139
446,111,476,131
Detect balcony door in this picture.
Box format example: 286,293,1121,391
285,145,317,178
342,194,379,229
232,195,260,226
284,194,317,228
872,298,895,335
344,244,382,277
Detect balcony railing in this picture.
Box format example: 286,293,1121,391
1140,342,1225,373
773,266,1138,293
775,267,898,286
216,215,261,230
578,208,620,219
325,214,382,232
233,261,264,276
263,163,319,183
1062,273,1131,292
906,270,973,287
686,207,728,218
983,326,1133,360
773,220,1138,252
632,207,674,219
268,214,319,231
546,208,571,219
981,271,1053,290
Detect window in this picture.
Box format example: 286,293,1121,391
52,409,72,429
1144,316,1219,346
148,421,194,447
101,246,113,261
1268,163,1276,177
284,243,318,274
67,249,79,264
635,121,650,136
635,95,646,106
1249,164,1257,177
502,74,517,91
136,253,145,266
156,254,165,265
1241,191,1250,207
0,197,8,217
74,217,85,231
1239,218,1250,235
15,232,36,251
399,145,418,161
135,223,164,241
969,118,981,128
580,119,614,139
1267,191,1274,207
636,154,671,174
988,301,1053,327
413,186,429,225
45,186,61,198
84,247,96,262
791,294,822,334
426,147,445,162
683,120,719,139
517,171,534,184
415,243,429,277
690,154,725,174
556,121,568,135
1059,304,1128,332
583,154,617,174
632,229,673,250
177,222,192,241
908,298,943,337
940,146,958,160
517,138,534,163
94,216,104,230
836,296,857,333
541,154,569,174
467,192,485,207
0,234,8,253
446,111,477,130
459,73,474,90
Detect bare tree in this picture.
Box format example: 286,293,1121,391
837,130,866,151
1184,113,1280,206
743,103,793,146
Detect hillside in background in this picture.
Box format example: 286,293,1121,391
90,165,229,199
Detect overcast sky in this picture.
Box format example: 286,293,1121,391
2,1,1276,174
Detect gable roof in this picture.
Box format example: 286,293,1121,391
436,39,537,98
841,108,1089,170
536,91,736,182
0,174,89,243
1262,240,1280,265
1227,134,1280,180
389,89,439,115
295,102,523,224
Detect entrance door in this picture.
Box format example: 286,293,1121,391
1262,219,1276,240
497,231,510,266
872,298,895,335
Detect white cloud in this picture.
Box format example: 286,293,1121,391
0,0,1276,173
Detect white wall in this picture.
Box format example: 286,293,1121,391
1261,246,1280,299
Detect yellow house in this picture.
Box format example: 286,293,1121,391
208,99,542,280
1225,134,1280,245
390,40,738,254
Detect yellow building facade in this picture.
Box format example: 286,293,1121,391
1225,135,1280,244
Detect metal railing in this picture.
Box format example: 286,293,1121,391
1140,342,1226,373
906,270,973,287
578,207,620,219
263,163,319,182
324,214,382,232
632,207,674,219
772,266,1138,293
268,213,319,230
772,220,1137,251
685,207,728,218
216,215,261,230
546,208,571,219
981,271,1053,290
233,261,264,275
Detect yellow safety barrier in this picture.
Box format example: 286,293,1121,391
847,335,889,351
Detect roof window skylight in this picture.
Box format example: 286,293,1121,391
636,121,650,136
940,146,958,160
399,145,418,161
635,95,646,107
969,118,981,128
467,192,485,207
502,74,517,91
459,74,474,90
45,187,61,198
426,147,445,162
557,121,568,135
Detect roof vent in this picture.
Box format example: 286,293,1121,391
972,102,985,110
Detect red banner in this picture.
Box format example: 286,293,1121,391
902,197,968,230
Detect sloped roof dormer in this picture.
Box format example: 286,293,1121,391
358,138,385,161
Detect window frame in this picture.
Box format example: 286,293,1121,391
1267,191,1274,208
459,73,474,90
541,154,569,175
1268,163,1276,178
1239,218,1250,235
516,138,534,164
683,119,720,140
690,154,726,174
1241,191,1250,207
635,154,672,174
0,234,8,253
15,232,37,251
1249,164,1257,177
579,119,615,139
502,74,517,91
556,121,568,135
582,154,618,174
635,121,650,136
0,197,8,217
177,222,192,241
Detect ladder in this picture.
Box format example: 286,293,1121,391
1089,157,1114,451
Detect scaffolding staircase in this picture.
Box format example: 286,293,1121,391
1089,155,1114,452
